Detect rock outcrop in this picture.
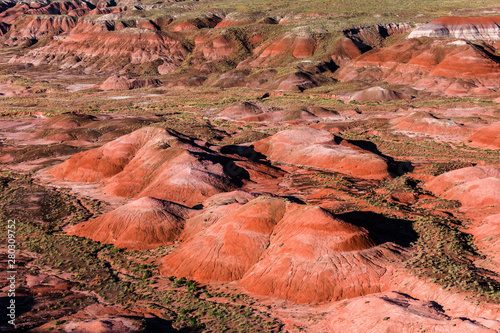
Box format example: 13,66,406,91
409,16,500,41
336,38,500,96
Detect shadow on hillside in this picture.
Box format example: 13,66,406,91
337,211,418,247
345,139,414,177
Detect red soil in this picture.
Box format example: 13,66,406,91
238,204,395,303
426,166,500,208
100,75,160,91
68,197,193,250
393,111,473,136
467,122,500,149
161,197,287,282
252,127,391,180
336,39,500,96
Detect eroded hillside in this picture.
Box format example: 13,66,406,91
1,0,500,332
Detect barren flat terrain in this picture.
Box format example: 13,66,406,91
0,0,500,332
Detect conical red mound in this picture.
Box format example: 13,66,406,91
160,197,287,282
426,166,500,208
68,197,193,250
50,126,237,205
160,196,397,303
50,126,175,182
238,205,383,303
252,127,390,180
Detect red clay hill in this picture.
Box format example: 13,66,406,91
426,166,500,208
50,127,237,205
252,127,391,180
161,197,402,303
409,16,500,40
467,122,500,149
68,197,193,250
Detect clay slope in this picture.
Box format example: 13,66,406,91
68,197,193,250
252,127,390,180
336,38,500,96
238,204,397,303
161,197,400,303
50,127,240,205
409,16,500,40
312,292,499,333
100,75,161,90
245,28,316,67
426,166,500,208
350,86,410,102
393,111,472,136
161,197,287,282
467,122,500,149
10,28,188,71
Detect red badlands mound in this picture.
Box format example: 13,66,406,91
305,106,341,119
246,30,315,67
312,292,499,333
50,126,171,182
161,197,287,282
43,112,96,129
68,197,193,250
10,29,188,71
252,127,390,180
350,86,411,102
467,122,500,149
170,13,222,31
393,111,471,136
215,12,255,28
161,198,397,303
195,35,235,62
217,102,264,119
181,191,256,242
426,166,500,208
170,20,199,31
50,127,238,205
7,15,78,41
330,38,363,66
276,72,317,92
473,213,500,275
238,108,318,123
409,16,500,40
36,115,162,143
100,75,161,91
336,39,500,96
239,205,395,303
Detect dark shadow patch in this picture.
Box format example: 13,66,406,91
337,211,418,247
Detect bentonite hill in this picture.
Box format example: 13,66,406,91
0,0,500,332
